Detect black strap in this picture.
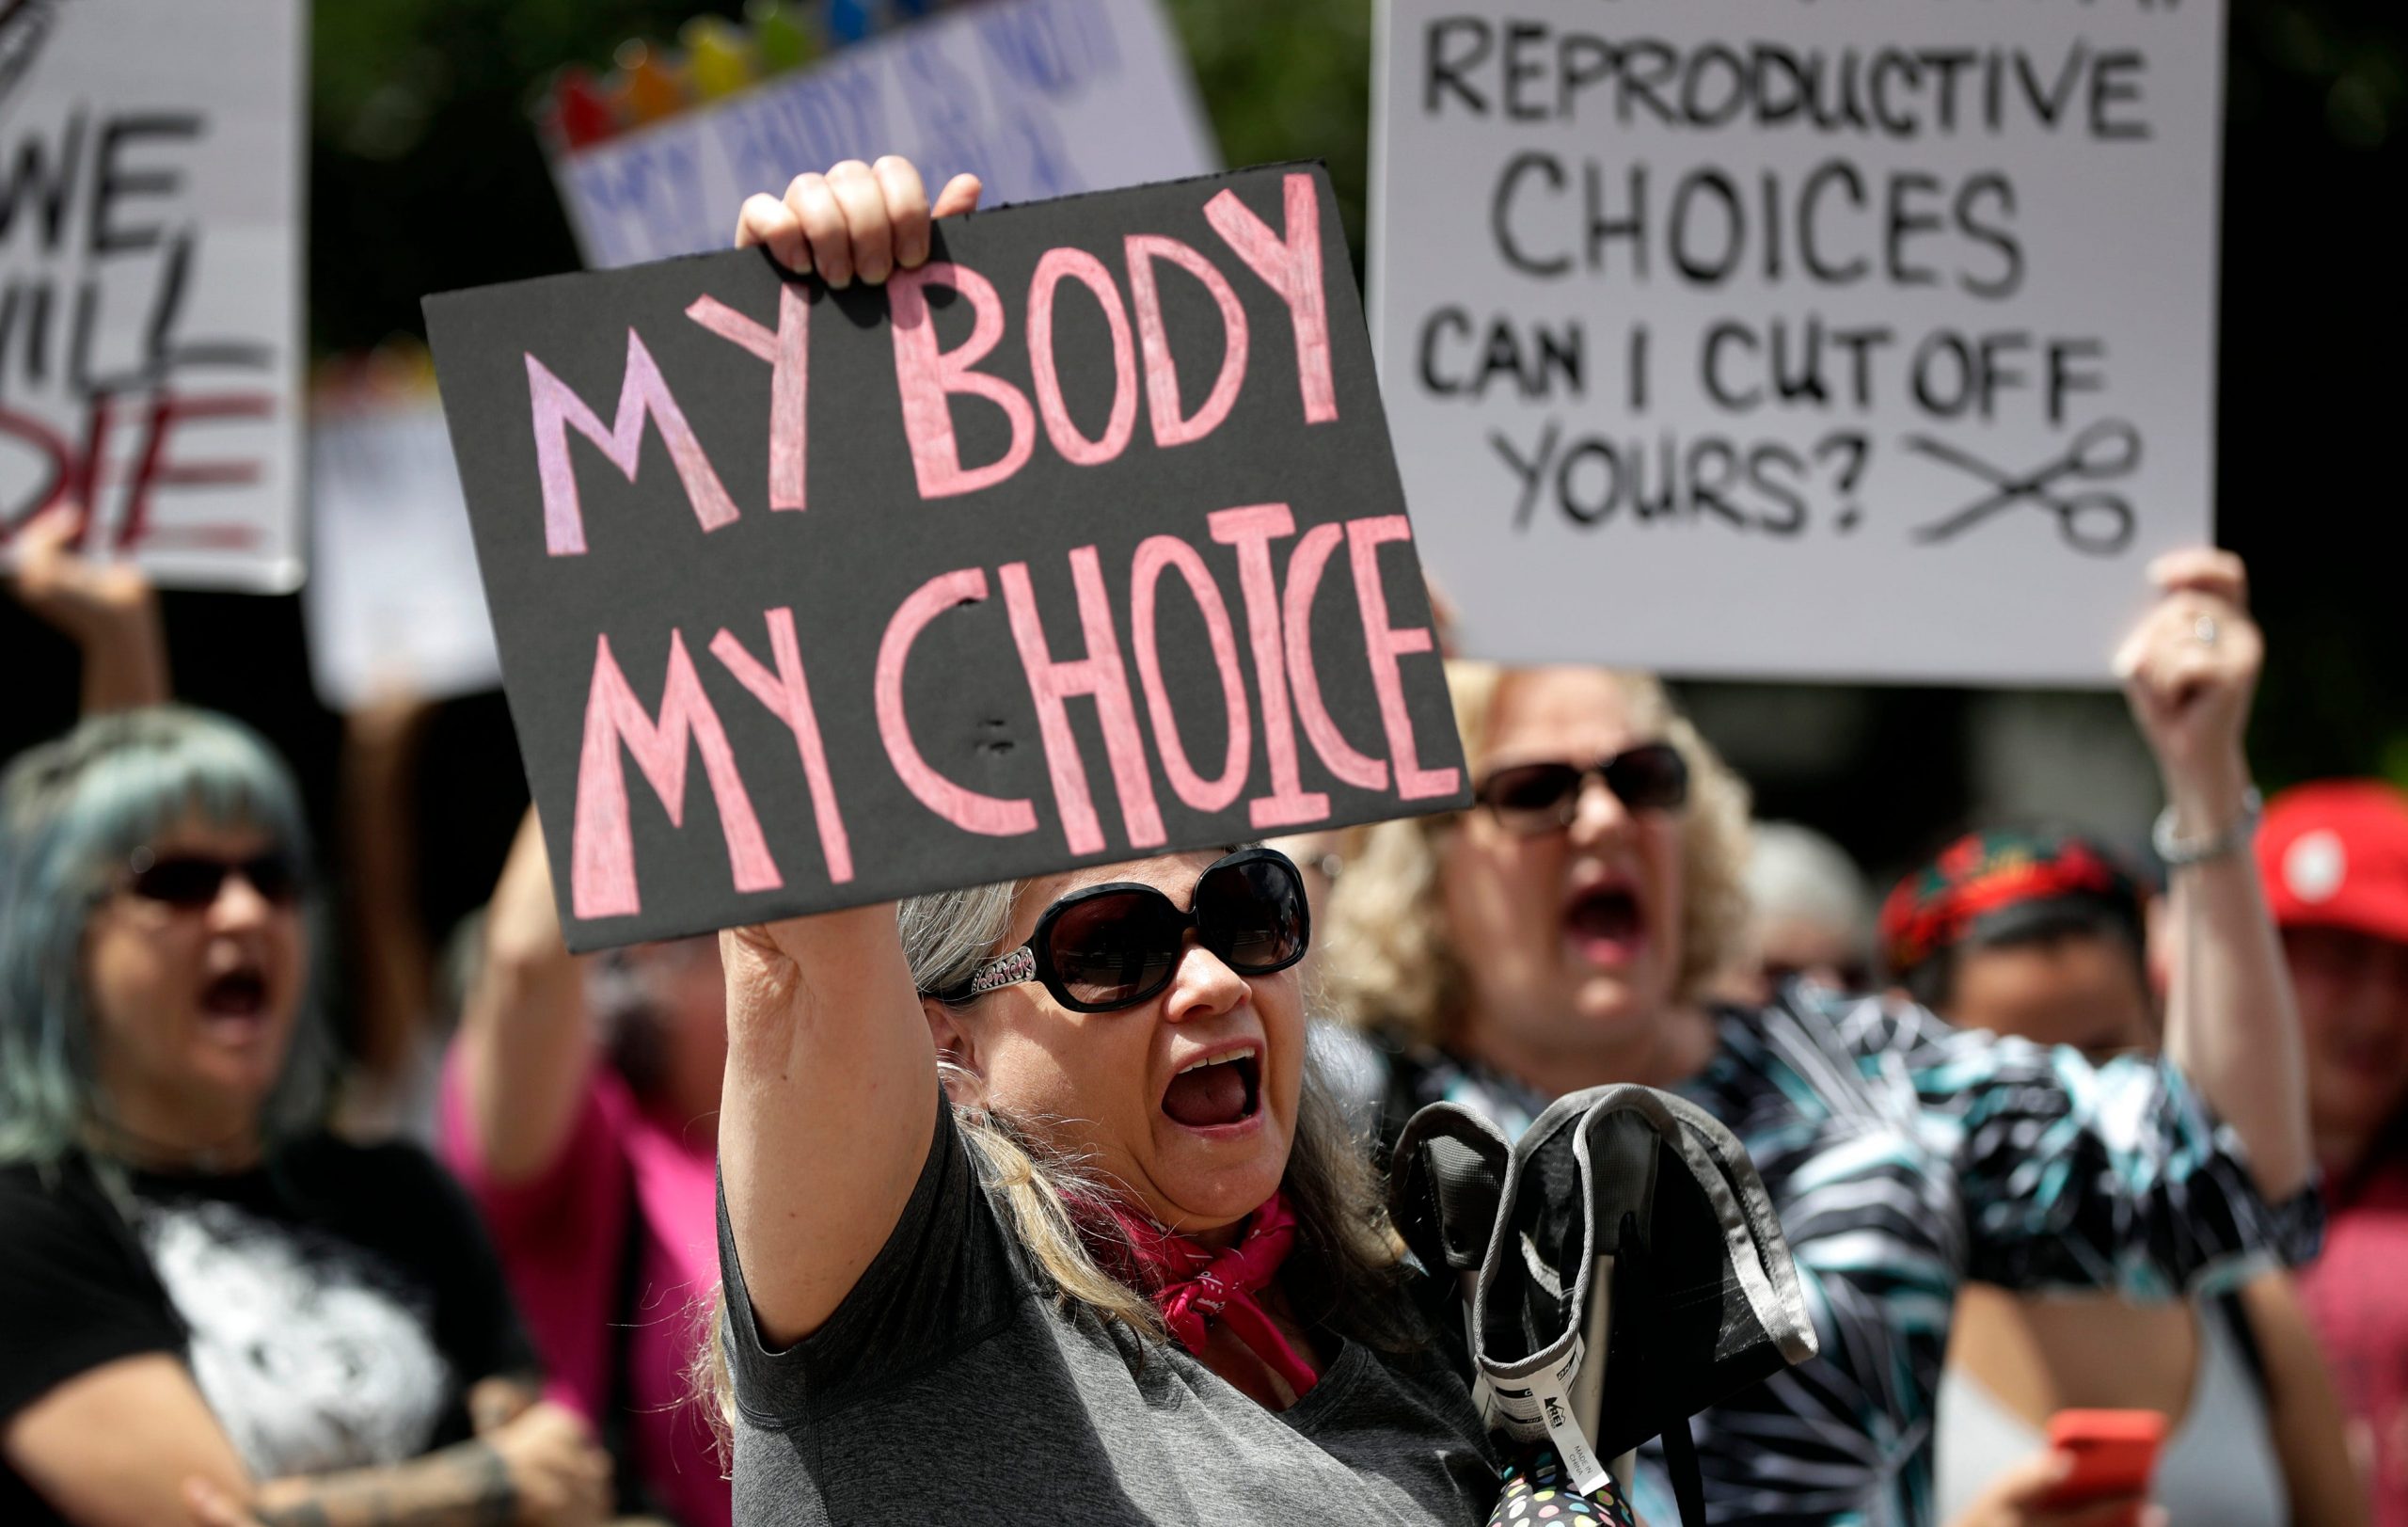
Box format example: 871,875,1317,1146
1621,1226,1708,1527
1645,1240,1709,1527
2216,1288,2270,1397
1662,1412,1707,1527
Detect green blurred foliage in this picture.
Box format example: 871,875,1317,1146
1162,0,1371,261
310,1,742,353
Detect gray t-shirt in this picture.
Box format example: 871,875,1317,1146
719,1104,1498,1525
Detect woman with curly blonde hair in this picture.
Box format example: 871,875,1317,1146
1323,660,1751,1137
1318,595,2324,1527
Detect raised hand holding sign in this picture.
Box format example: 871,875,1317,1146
426,160,1465,951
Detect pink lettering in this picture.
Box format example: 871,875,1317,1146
1347,517,1461,801
572,630,783,921
875,569,1039,836
1129,534,1251,813
527,329,740,557
687,287,809,513
1000,550,1167,856
1208,503,1329,829
1204,175,1338,425
708,608,854,884
1026,248,1137,467
1279,522,1387,790
888,262,1036,500
1123,235,1249,449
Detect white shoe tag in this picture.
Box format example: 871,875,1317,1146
1524,1353,1611,1498
1485,1336,1610,1499
1478,1334,1574,1437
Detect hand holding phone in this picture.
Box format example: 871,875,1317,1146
2043,1409,2167,1524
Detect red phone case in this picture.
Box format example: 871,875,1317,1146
2045,1408,2169,1505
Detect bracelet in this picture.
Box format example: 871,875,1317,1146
2152,787,2263,867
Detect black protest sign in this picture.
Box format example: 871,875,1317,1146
427,164,1466,952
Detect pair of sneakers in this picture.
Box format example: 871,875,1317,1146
1390,1085,1817,1526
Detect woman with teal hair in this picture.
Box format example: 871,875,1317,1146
0,703,610,1527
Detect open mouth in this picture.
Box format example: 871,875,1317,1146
1161,1045,1262,1130
198,966,270,1031
1563,882,1646,964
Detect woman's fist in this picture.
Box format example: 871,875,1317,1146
2115,546,2260,833
735,155,981,285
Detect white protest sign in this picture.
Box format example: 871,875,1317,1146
1370,0,2223,685
551,0,1219,269
304,376,499,711
0,0,305,592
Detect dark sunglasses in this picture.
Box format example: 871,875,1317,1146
1474,742,1690,835
122,848,303,909
931,849,1310,1013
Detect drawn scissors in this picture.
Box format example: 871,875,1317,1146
1906,418,2142,556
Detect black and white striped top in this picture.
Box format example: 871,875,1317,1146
1375,984,2322,1526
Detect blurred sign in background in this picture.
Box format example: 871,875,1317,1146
547,0,1218,267
1,0,305,591
304,344,499,710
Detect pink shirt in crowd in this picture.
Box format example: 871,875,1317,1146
2300,1153,2408,1527
439,1057,729,1527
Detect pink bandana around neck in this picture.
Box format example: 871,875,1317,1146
1106,1190,1321,1399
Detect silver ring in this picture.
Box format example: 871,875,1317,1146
2192,614,2220,646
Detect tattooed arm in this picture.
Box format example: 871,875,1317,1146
7,1354,605,1527
249,1401,609,1527
248,1438,515,1527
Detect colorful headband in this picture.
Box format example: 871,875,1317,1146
1879,829,2146,978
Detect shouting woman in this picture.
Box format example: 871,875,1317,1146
697,158,1676,1526
1322,553,2321,1525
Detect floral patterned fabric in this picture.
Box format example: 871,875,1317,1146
1491,1446,1638,1527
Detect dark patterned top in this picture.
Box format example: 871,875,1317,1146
1373,984,2323,1527
0,1138,535,1527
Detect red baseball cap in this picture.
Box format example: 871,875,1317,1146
2257,781,2408,946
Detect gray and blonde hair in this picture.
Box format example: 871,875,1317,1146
0,707,332,1166
1319,660,1753,1048
698,867,1413,1440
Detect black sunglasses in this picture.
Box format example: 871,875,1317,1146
1474,743,1690,835
932,849,1310,1013
122,848,303,909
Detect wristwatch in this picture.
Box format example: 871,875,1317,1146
2152,787,2263,867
